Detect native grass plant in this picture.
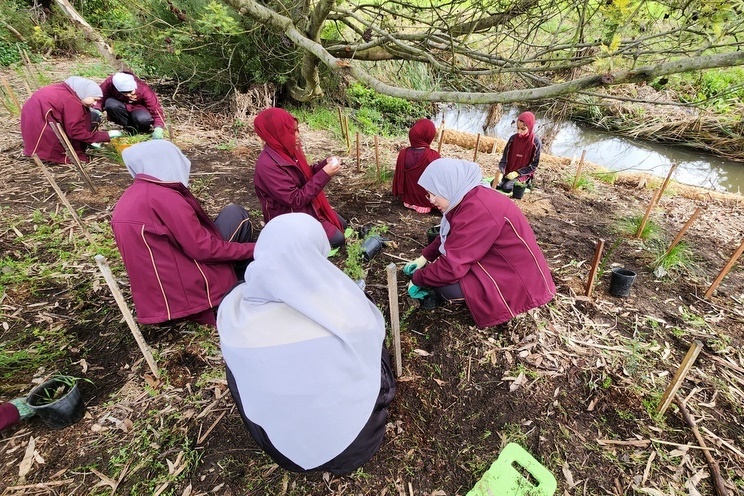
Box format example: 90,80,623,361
614,215,660,241
593,170,618,184
650,240,695,279
35,374,92,405
564,172,595,192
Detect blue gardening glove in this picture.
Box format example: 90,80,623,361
505,171,519,180
407,281,432,300
152,127,164,140
403,256,428,276
9,397,35,420
108,130,123,139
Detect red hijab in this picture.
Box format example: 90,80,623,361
505,111,536,174
393,119,441,203
254,108,341,230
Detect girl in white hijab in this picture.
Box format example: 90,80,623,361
218,213,395,474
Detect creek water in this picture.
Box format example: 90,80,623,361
434,105,744,194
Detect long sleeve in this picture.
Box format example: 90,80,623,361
516,136,541,177
60,99,110,144
256,156,331,211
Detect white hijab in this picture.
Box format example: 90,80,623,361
122,140,191,187
418,158,484,255
64,76,102,101
217,213,385,469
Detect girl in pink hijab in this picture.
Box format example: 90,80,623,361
493,111,542,194
392,119,441,213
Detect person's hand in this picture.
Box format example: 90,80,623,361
91,108,103,119
9,398,35,420
505,171,519,180
323,156,341,177
108,130,123,138
407,281,432,300
152,127,164,140
403,255,428,276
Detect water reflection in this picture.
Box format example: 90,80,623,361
435,105,744,194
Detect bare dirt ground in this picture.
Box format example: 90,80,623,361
1,57,744,495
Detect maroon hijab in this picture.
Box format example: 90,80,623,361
393,119,441,203
505,111,536,174
254,108,341,230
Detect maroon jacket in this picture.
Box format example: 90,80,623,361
111,175,254,325
413,186,555,327
21,82,110,163
98,74,165,128
253,146,339,239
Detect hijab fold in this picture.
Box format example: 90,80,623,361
122,140,191,187
64,76,102,101
254,108,342,230
218,213,384,469
418,158,484,255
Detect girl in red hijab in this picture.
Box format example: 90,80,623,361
392,119,441,213
253,108,347,248
493,111,542,194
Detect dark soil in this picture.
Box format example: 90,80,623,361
1,58,743,495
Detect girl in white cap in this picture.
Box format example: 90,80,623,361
97,72,166,139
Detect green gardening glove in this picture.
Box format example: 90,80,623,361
407,281,432,300
9,398,35,420
403,256,428,276
152,127,164,140
505,171,519,180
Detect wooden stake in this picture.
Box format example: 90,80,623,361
663,207,702,257
344,115,351,151
472,133,481,162
33,154,95,245
94,254,160,378
374,135,380,176
385,263,403,377
437,126,446,155
636,163,678,238
571,150,587,191
705,238,744,298
337,107,346,143
657,340,702,415
491,137,498,154
675,398,729,496
584,238,605,297
49,122,97,193
0,75,20,112
355,132,361,173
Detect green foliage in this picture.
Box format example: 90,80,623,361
346,83,429,136
291,106,347,143
650,240,694,278
614,215,660,240
0,41,27,66
565,173,595,192
594,171,618,184
342,235,366,281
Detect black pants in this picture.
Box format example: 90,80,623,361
226,348,396,475
213,204,254,280
104,98,153,133
329,213,348,249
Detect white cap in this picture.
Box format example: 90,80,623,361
112,73,136,93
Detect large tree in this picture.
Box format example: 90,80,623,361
223,0,744,103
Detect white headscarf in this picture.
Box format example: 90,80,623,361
64,76,102,101
217,213,385,470
112,72,137,92
418,158,484,255
122,140,191,187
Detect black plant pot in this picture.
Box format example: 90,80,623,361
512,184,527,199
426,225,441,244
27,376,86,429
361,235,385,261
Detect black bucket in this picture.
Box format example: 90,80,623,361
27,376,86,429
512,184,527,199
426,225,441,244
361,235,385,261
609,268,637,297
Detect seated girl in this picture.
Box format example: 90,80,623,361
392,118,441,213
405,158,556,327
217,213,395,475
493,111,541,193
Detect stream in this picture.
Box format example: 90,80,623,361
434,105,744,194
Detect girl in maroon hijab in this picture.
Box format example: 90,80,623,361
493,111,542,193
392,119,441,213
253,108,347,248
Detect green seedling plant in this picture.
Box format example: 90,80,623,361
614,215,660,240
651,240,694,278
37,375,92,405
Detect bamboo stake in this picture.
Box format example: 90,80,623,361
33,154,95,245
337,107,346,143
491,137,498,154
472,133,481,162
386,263,403,377
571,150,587,191
94,254,160,378
0,76,20,112
374,135,380,176
675,398,729,496
344,115,350,151
355,131,361,173
584,238,605,297
705,238,744,298
49,122,97,193
663,207,702,257
636,163,678,238
657,340,702,415
437,126,446,154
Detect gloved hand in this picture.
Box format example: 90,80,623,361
407,281,432,300
9,397,35,420
108,130,123,139
152,127,164,140
506,171,519,180
403,256,428,276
